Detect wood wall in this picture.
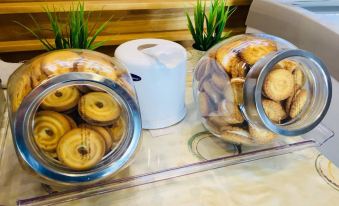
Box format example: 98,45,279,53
0,0,251,62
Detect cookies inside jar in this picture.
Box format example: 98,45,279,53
32,84,128,171
262,58,309,124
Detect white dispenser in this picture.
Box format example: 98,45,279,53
115,39,187,129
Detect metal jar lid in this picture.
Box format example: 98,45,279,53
13,72,142,186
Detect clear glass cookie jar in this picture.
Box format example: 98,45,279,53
7,49,142,187
193,34,332,145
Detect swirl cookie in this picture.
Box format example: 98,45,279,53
262,99,287,123
76,52,119,81
33,111,72,152
239,39,278,65
57,128,105,170
79,124,113,153
109,117,126,143
289,89,308,118
12,74,32,112
63,114,77,129
41,86,80,112
249,124,277,144
78,92,121,126
263,69,294,101
41,50,80,76
30,58,48,88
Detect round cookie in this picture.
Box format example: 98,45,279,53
263,69,294,101
230,77,245,105
274,59,298,73
12,74,32,112
41,50,80,76
199,92,212,117
217,100,244,124
293,68,305,89
79,124,113,153
76,52,119,81
239,39,278,65
57,128,106,170
262,99,287,123
30,58,48,88
33,111,72,152
220,129,255,145
248,124,277,144
109,117,126,143
289,89,308,118
41,86,80,112
62,114,77,129
78,92,121,126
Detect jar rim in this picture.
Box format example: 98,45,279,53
13,72,142,185
253,49,332,136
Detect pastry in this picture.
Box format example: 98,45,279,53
40,86,81,112
199,92,211,117
33,111,72,152
249,124,277,144
109,117,126,143
239,39,278,65
12,74,32,112
230,77,245,104
79,124,113,153
78,92,121,126
57,128,105,170
76,52,119,81
63,114,77,129
41,50,80,76
289,89,308,118
263,69,294,101
262,99,287,123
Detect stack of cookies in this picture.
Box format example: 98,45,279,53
34,86,126,171
195,35,308,145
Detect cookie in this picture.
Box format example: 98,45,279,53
33,111,72,152
41,50,80,76
262,99,287,123
289,89,308,118
57,128,106,170
202,80,222,104
30,58,48,88
109,117,126,143
239,39,277,65
211,73,226,94
40,86,81,112
248,124,277,144
230,77,245,105
76,52,119,81
199,92,211,117
274,59,298,73
78,92,121,126
12,74,32,112
217,100,244,124
263,69,294,101
293,68,305,89
62,114,77,129
285,91,295,114
79,124,113,153
220,129,255,145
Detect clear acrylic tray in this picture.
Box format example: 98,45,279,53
0,84,334,205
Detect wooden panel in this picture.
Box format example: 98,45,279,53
0,0,251,14
0,0,251,57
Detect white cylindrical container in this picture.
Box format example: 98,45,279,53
115,39,187,129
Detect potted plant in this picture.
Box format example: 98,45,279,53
14,1,111,51
186,0,235,68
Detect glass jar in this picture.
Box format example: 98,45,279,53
7,49,142,186
193,34,332,145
